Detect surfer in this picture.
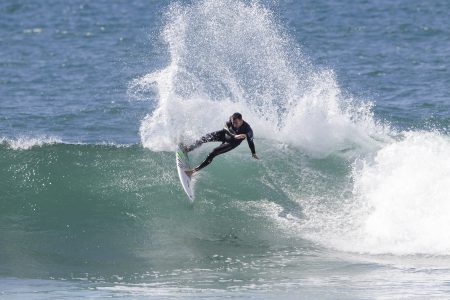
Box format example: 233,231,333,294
182,112,259,177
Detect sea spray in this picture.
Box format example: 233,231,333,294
130,0,384,156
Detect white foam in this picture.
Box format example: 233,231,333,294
296,131,450,256
1,136,62,150
245,131,450,256
345,131,450,255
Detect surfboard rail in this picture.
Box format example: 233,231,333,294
176,146,195,201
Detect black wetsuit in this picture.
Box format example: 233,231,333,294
187,120,256,171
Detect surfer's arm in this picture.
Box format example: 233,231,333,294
247,138,256,154
223,122,236,138
246,130,258,158
248,140,258,159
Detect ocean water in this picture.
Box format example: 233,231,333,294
1,0,450,299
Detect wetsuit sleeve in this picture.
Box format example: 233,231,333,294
224,121,234,137
246,128,256,154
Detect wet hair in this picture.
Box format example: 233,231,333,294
231,112,242,120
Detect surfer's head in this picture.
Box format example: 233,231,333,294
231,112,243,128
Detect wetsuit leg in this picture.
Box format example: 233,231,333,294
194,142,239,171
186,130,225,152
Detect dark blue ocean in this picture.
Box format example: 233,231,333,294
1,0,450,299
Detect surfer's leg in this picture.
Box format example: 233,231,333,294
186,130,225,152
193,143,238,172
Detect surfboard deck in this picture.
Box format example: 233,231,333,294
176,145,195,201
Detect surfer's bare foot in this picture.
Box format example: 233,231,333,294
178,143,186,152
185,169,195,178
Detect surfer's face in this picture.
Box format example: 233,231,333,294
232,118,243,128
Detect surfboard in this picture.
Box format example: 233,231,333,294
176,145,195,201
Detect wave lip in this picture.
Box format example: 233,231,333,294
1,136,62,150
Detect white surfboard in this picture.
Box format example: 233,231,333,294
176,146,195,201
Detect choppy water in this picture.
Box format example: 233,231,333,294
1,0,450,299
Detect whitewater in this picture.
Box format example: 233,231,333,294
1,0,450,299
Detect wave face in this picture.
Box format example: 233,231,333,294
0,140,324,280
2,131,450,284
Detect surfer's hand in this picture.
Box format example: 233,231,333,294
252,153,259,159
235,134,246,139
